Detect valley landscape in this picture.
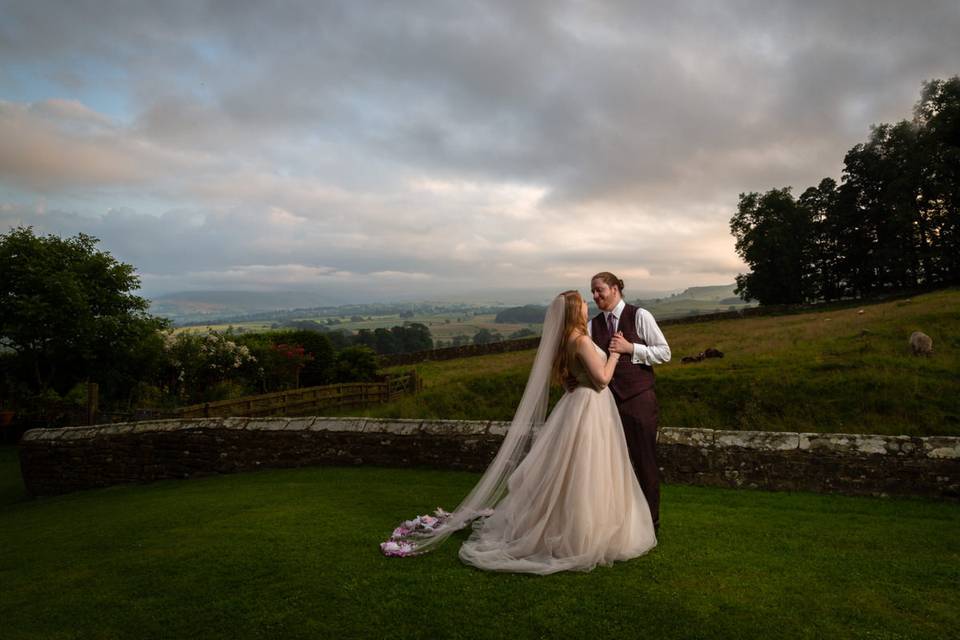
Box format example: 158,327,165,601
159,283,757,343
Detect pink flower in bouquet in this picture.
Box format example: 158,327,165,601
381,506,456,557
380,540,415,557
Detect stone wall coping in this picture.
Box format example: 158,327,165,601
20,417,960,459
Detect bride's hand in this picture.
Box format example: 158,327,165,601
609,332,632,355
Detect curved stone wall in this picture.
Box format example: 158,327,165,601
18,418,960,500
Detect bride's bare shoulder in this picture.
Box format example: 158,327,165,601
572,332,595,355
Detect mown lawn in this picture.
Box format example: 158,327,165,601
1,445,957,639
349,288,960,436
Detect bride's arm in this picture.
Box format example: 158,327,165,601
575,335,621,389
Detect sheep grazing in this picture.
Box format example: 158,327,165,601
909,331,933,356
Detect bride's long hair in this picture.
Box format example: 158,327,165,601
553,290,587,384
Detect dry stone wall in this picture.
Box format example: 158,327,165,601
18,418,960,500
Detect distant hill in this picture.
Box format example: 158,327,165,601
634,284,757,320
493,286,753,324
148,290,343,323
672,284,741,301
149,285,752,325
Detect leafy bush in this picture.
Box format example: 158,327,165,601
163,330,258,403
472,328,503,345
334,346,379,382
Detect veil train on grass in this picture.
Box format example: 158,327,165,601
381,295,565,556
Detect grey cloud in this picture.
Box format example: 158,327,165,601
1,1,958,298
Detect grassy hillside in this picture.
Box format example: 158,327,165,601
633,283,758,320
343,288,960,436
1,449,957,639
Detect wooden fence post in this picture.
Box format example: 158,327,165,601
408,370,418,394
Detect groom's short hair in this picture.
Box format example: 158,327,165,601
592,272,624,293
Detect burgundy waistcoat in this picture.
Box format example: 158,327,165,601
591,303,655,400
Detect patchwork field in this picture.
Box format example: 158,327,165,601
168,285,757,339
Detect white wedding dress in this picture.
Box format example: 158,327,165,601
381,296,656,574
458,343,657,574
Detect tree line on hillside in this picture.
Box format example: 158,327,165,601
272,319,435,354
731,77,960,305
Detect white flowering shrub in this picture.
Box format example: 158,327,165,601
162,330,258,402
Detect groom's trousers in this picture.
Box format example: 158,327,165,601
616,389,660,528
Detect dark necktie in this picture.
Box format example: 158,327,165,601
607,312,616,336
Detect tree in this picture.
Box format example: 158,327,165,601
352,324,433,354
914,76,960,283
270,343,312,389
730,189,816,304
798,178,841,300
495,305,548,323
473,328,503,345
729,75,960,303
278,330,334,387
0,227,168,403
373,327,397,354
838,121,927,293
391,323,433,352
325,330,352,351
333,346,378,382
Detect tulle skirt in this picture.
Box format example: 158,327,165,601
458,385,657,574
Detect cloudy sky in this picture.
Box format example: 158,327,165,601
1,1,958,303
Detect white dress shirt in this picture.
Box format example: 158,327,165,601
588,299,672,366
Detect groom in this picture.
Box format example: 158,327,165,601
588,272,671,532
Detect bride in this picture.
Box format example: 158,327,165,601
381,290,657,574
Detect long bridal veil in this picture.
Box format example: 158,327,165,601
384,294,566,555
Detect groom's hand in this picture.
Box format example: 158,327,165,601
609,332,633,355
